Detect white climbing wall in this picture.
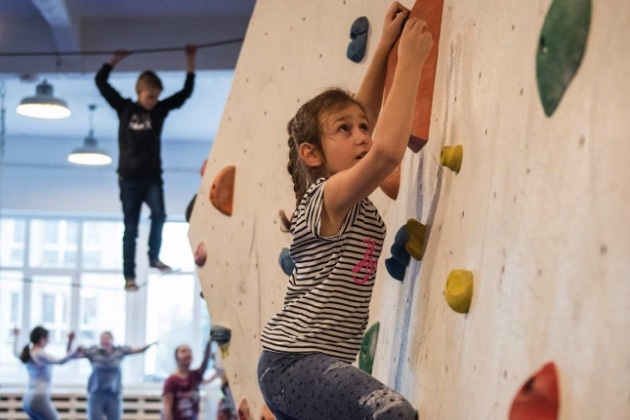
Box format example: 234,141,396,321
188,0,630,418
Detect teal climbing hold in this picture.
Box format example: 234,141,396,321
347,17,369,63
536,0,591,116
358,322,380,374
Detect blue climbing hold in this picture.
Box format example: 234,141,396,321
390,225,410,265
347,16,369,63
278,247,295,276
385,256,406,281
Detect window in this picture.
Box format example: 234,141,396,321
82,221,123,270
0,216,206,387
29,219,79,268
0,218,26,267
0,271,24,381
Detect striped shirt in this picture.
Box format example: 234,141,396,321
261,178,386,363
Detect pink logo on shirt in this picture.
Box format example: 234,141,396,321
352,238,377,285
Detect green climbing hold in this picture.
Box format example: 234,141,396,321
358,322,380,374
536,0,591,116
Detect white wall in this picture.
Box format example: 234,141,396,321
190,0,630,418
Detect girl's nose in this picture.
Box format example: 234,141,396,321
355,129,369,144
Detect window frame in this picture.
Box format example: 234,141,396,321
0,212,204,388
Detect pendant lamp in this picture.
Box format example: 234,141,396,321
16,80,71,119
68,104,112,166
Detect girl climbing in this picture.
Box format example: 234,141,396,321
258,2,434,419
13,326,79,420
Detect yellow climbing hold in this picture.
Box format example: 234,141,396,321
444,269,473,313
441,145,463,173
405,218,427,260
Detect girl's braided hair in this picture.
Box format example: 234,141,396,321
280,88,366,230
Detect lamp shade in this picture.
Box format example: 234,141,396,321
16,80,71,119
68,135,112,166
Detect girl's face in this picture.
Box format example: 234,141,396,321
38,336,49,347
176,345,193,367
319,104,372,176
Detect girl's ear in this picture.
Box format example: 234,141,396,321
299,143,324,168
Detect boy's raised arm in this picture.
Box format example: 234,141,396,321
185,44,197,74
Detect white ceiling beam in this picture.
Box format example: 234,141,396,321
29,0,81,66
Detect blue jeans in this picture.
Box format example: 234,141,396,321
88,392,122,420
119,178,166,278
23,393,59,420
258,350,417,420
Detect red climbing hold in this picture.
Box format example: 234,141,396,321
509,362,559,420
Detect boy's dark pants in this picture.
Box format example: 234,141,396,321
119,178,166,279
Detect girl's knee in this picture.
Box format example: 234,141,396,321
372,394,416,420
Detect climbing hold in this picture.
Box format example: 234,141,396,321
510,362,559,420
536,0,591,117
385,256,407,281
390,225,411,266
383,0,444,152
444,269,473,313
210,325,232,358
259,404,275,420
379,164,400,200
278,247,295,276
194,242,207,267
238,398,253,420
199,158,208,177
358,322,380,374
405,218,427,260
185,194,196,223
347,16,369,63
210,165,236,216
440,145,463,173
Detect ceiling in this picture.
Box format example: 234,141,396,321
0,0,257,143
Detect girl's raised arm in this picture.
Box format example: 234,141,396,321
355,2,408,124
323,17,434,233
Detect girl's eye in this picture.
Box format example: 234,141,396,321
339,124,350,132
360,123,370,132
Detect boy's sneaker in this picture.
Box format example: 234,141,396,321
149,259,173,273
124,277,139,292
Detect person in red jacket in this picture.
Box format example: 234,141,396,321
162,339,212,420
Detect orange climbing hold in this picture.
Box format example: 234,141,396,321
383,0,444,151
380,164,400,200
210,165,236,216
259,404,275,420
510,362,559,420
